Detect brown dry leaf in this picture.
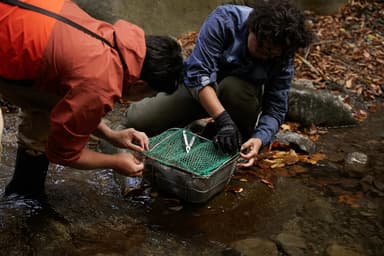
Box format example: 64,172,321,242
306,123,318,136
345,79,353,89
260,178,275,189
273,167,292,177
271,161,285,169
368,104,377,113
298,153,326,165
225,186,244,193
309,134,320,142
257,160,273,169
271,151,288,158
294,0,384,106
285,149,300,165
353,109,368,122
263,158,285,169
168,205,183,211
270,141,291,151
290,165,308,174
280,123,291,131
337,193,362,208
269,149,299,166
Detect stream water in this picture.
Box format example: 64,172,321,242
1,1,382,255
0,107,383,255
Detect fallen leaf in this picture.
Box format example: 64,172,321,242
225,186,243,193
260,178,274,189
338,194,362,208
290,165,308,174
168,205,183,211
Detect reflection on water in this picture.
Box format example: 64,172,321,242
1,111,383,255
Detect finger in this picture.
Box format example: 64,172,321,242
143,140,149,150
129,143,145,152
240,140,252,152
237,157,255,168
134,161,145,170
131,170,143,177
240,146,255,158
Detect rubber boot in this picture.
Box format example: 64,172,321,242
4,147,49,199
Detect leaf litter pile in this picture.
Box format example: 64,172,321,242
295,0,384,120
178,0,383,208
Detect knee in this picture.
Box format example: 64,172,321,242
217,76,261,110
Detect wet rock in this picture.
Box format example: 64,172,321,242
274,131,316,154
302,198,335,223
339,178,360,190
281,217,302,236
360,176,384,197
226,238,278,256
74,0,223,36
373,179,384,192
275,233,307,256
344,152,370,178
287,83,357,127
325,242,364,256
293,79,315,89
25,209,74,255
360,175,374,192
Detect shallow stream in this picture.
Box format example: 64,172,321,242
0,108,383,255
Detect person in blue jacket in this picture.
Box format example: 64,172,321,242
120,0,313,167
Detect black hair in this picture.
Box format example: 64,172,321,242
140,35,183,94
246,0,314,59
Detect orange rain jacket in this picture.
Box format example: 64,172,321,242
0,0,146,165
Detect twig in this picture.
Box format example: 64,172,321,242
311,40,338,46
296,54,321,76
304,45,311,59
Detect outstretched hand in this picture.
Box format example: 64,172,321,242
113,152,145,176
237,137,262,168
109,128,149,152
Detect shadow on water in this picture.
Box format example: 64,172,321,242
0,113,302,255
0,110,383,255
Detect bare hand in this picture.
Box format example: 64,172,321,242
113,152,145,176
237,137,262,168
110,128,149,152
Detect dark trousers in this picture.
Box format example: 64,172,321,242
122,76,263,140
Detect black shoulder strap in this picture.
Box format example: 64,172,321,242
1,0,128,70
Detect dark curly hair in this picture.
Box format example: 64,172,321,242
140,35,183,94
246,0,313,58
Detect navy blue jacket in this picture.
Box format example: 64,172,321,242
183,5,294,146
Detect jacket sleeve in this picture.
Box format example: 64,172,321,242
45,86,114,165
183,6,229,99
252,59,294,146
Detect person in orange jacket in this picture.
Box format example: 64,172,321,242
0,0,183,198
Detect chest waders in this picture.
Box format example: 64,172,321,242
1,0,125,199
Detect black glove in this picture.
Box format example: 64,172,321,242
213,111,242,154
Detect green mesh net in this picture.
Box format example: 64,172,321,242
144,128,236,176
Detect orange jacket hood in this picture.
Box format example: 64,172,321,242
113,19,146,85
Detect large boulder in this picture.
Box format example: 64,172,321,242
287,81,358,127
74,0,222,36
